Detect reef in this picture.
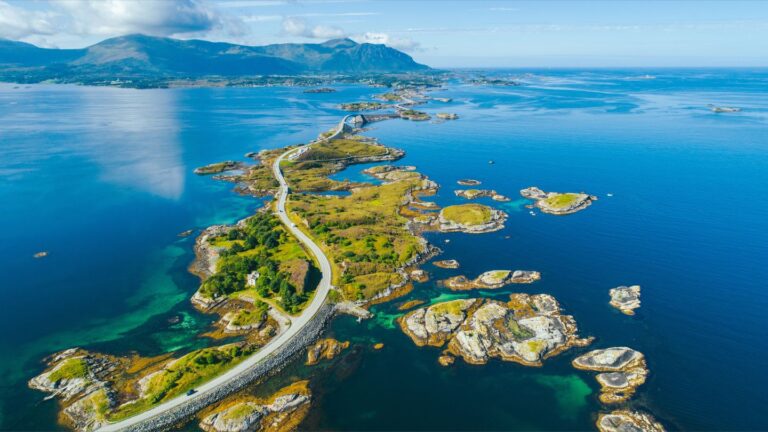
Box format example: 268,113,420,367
442,270,541,290
609,285,641,315
306,338,350,366
520,186,597,215
572,347,648,404
399,294,593,366
597,410,666,432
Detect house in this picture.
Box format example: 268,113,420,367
246,271,260,287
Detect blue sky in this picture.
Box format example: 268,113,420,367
2,0,767,67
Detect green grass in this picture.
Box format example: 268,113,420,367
430,299,470,316
220,402,259,421
229,303,268,327
543,193,581,208
48,358,88,382
441,204,493,226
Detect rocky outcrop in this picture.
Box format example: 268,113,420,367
433,259,459,269
597,410,666,432
572,347,648,404
442,270,541,290
334,301,373,319
457,179,481,186
306,338,350,366
399,294,592,367
410,269,429,282
520,186,597,215
609,285,641,315
195,161,242,175
454,189,510,202
28,349,119,431
200,381,311,432
436,113,459,120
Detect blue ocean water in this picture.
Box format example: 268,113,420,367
2,69,768,430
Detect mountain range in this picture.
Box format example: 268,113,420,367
0,34,429,80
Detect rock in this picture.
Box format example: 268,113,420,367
436,113,459,120
443,270,541,290
399,299,479,347
400,294,592,366
306,338,350,366
572,347,648,404
609,285,641,315
457,179,481,186
433,259,460,269
33,251,49,258
410,269,429,283
177,229,194,237
334,301,373,319
200,381,311,432
373,343,384,350
597,410,666,432
438,355,455,366
520,186,596,215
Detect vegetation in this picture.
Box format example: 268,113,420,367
441,204,493,226
399,109,430,121
376,92,403,101
199,212,314,314
229,302,269,327
194,161,240,175
48,357,88,382
430,300,471,316
543,193,581,209
113,345,254,419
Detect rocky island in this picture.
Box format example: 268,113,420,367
199,381,311,432
195,161,243,175
399,294,593,366
455,189,511,202
303,87,336,93
399,109,431,121
436,113,459,120
457,179,481,186
597,410,666,432
433,259,460,269
520,186,597,215
609,285,642,315
435,203,507,233
306,338,350,366
442,270,541,290
572,347,648,404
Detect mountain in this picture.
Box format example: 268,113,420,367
0,34,429,79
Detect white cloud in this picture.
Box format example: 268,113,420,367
0,1,57,40
281,16,345,39
354,32,422,52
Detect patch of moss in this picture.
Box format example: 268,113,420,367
49,358,88,382
543,193,581,209
441,204,493,226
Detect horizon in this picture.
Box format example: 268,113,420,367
1,0,767,68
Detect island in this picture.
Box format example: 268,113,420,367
436,113,459,120
435,203,507,233
399,109,431,121
457,179,481,186
303,87,336,93
306,338,350,366
432,259,460,269
609,285,641,315
339,102,383,111
442,270,541,290
455,189,511,202
597,410,666,432
520,186,597,215
398,294,593,366
194,161,243,175
199,381,311,432
572,347,648,404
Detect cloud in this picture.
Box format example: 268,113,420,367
0,1,57,40
281,16,345,39
57,0,220,36
354,32,422,52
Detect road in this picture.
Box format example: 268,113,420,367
98,116,349,431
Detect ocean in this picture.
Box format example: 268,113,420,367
1,69,767,430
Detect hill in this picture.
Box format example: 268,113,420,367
0,34,429,82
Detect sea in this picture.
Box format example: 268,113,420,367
1,69,767,431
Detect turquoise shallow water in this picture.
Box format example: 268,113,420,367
2,70,768,430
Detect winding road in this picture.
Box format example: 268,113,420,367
98,116,350,431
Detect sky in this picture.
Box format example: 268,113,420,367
1,0,767,67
